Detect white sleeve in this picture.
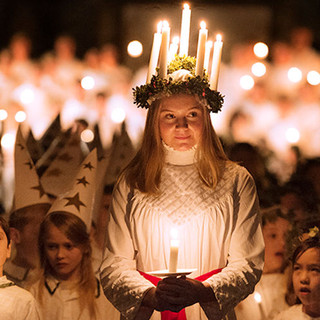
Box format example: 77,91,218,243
202,169,265,318
100,178,154,320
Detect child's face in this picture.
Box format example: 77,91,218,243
0,226,11,274
293,247,320,316
263,217,289,273
44,224,84,281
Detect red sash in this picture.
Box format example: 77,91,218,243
139,268,222,320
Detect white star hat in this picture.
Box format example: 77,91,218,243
13,125,51,212
47,148,98,231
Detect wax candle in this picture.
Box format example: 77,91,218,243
204,40,213,74
210,34,223,90
146,21,163,83
254,292,266,320
195,21,208,77
179,3,191,57
169,228,179,273
158,20,170,79
168,36,179,63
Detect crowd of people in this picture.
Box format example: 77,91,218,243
0,23,319,320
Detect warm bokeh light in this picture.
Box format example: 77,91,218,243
307,70,320,85
200,21,206,29
81,76,95,90
251,62,266,77
254,292,262,303
19,86,35,105
111,107,126,123
127,40,143,58
240,75,255,90
288,67,302,83
1,132,15,150
285,127,300,143
80,129,94,143
253,42,269,59
0,109,8,121
15,111,27,123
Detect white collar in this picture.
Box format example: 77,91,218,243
163,141,197,165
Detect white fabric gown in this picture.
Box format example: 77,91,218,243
100,146,264,320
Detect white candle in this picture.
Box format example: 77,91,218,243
254,292,266,320
195,21,208,77
169,228,179,272
168,36,179,63
158,20,170,79
179,3,191,57
210,34,223,90
146,21,163,83
204,40,213,74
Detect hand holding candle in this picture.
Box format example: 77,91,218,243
169,228,179,272
210,34,223,90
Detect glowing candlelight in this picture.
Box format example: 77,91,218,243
179,3,191,57
210,34,223,90
168,36,179,62
254,292,266,320
204,40,213,74
195,21,208,77
147,21,163,83
159,20,170,79
169,228,179,272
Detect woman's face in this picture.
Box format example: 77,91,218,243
293,247,320,316
44,224,84,281
0,226,11,275
159,94,204,151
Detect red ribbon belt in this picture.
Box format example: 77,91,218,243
139,268,222,320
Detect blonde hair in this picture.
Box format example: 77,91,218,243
37,211,98,318
125,95,229,194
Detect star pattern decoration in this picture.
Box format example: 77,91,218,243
24,161,34,170
77,176,89,187
57,153,73,162
63,192,86,212
46,168,63,177
31,183,46,198
17,143,25,150
83,161,94,171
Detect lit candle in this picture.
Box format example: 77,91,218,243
179,3,191,57
210,34,223,90
254,292,266,320
195,21,208,77
158,20,170,79
168,36,179,63
169,228,179,273
204,40,213,74
146,21,163,83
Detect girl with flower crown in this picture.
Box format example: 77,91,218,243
273,228,320,319
100,59,264,320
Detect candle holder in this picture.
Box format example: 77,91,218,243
147,268,197,278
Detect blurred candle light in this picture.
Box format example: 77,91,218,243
286,127,300,144
288,67,302,83
210,34,223,90
240,75,255,90
195,21,208,77
204,40,213,73
168,36,179,62
254,292,266,320
127,40,143,58
251,62,266,77
80,129,94,143
159,20,170,79
253,42,269,59
19,86,35,105
111,107,126,123
169,228,179,273
0,109,8,121
147,21,162,83
81,76,95,90
307,70,320,85
1,132,15,151
179,3,191,57
15,111,27,123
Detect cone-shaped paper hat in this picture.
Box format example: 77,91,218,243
13,125,51,211
47,148,98,230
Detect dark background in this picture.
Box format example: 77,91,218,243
0,0,319,62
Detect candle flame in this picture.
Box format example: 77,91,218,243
206,40,213,48
170,228,179,240
162,20,169,29
254,292,262,303
172,36,179,44
184,3,190,10
157,21,163,33
216,34,222,41
200,21,206,29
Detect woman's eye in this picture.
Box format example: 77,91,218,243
65,244,74,250
293,265,300,271
165,114,175,119
46,244,57,250
189,111,198,117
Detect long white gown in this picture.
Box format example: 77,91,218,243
100,147,265,320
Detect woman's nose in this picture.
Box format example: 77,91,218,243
300,270,310,284
176,117,188,128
